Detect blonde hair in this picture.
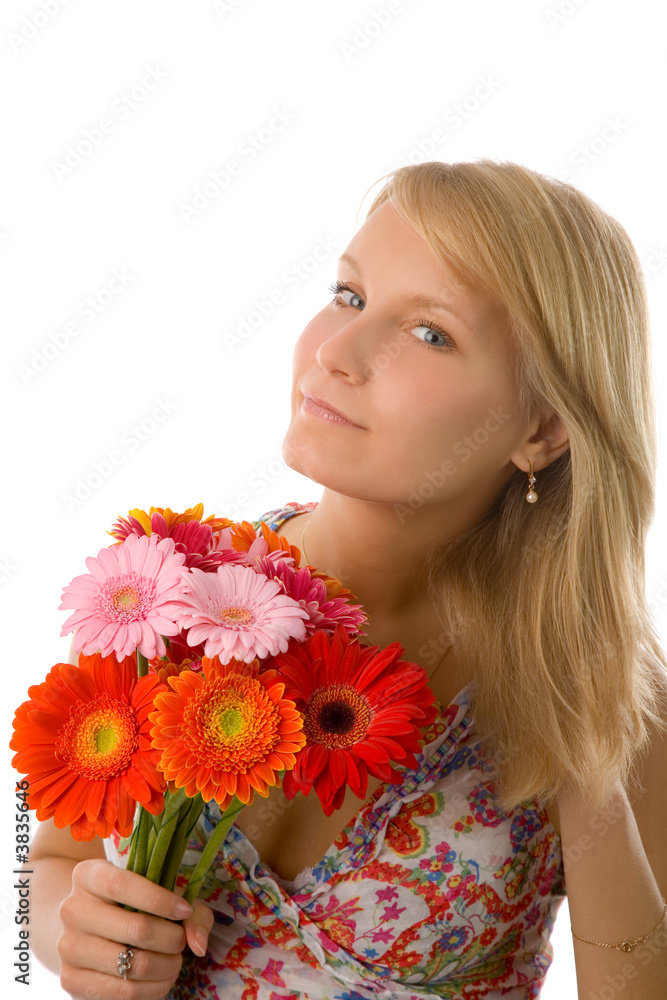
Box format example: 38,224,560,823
362,158,667,812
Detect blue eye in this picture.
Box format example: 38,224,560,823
329,282,364,310
327,280,455,352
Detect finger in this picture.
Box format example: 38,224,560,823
60,961,181,1000
73,859,195,923
60,930,183,983
183,899,215,957
60,892,187,956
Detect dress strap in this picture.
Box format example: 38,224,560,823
252,500,319,534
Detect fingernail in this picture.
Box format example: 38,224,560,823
174,900,193,919
193,928,208,957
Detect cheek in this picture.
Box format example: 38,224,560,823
380,375,512,477
291,310,333,372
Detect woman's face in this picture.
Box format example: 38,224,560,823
282,198,534,511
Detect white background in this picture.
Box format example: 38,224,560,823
2,1,666,996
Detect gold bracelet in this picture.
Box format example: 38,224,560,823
571,897,667,953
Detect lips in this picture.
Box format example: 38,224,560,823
302,391,363,428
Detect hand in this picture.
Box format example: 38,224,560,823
57,858,214,999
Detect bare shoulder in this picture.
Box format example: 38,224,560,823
630,656,667,797
542,660,667,845
627,658,667,897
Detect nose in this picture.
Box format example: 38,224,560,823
315,310,382,383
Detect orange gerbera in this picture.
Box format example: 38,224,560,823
149,656,305,809
148,654,203,685
10,653,168,840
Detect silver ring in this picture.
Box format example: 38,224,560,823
117,947,134,980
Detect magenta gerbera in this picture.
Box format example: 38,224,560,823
171,563,310,663
59,533,190,660
269,559,367,636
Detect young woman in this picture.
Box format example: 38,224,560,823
29,159,667,998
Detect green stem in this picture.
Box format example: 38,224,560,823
160,794,205,893
182,797,244,905
147,824,157,858
132,804,152,877
126,823,138,873
145,789,189,883
136,650,149,677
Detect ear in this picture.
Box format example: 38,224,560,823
510,409,570,474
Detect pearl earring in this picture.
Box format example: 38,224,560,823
525,460,538,503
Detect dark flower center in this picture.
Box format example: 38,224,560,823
304,683,373,749
317,699,356,735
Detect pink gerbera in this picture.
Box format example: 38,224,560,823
235,533,302,580
60,533,190,661
171,564,310,663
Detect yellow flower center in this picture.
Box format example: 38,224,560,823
221,606,253,626
219,707,244,737
56,695,138,779
182,673,281,771
115,588,139,609
96,727,118,753
98,573,155,622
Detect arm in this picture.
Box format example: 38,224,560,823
559,667,667,999
29,821,211,998
26,638,214,996
28,818,106,976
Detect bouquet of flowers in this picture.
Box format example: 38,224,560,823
10,503,438,906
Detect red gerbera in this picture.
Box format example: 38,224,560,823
10,652,168,840
272,624,438,816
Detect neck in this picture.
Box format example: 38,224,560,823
298,490,450,620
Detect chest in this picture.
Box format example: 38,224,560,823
234,769,386,881
252,513,562,870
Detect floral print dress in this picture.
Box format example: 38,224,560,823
105,501,567,999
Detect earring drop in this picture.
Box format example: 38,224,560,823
525,460,538,503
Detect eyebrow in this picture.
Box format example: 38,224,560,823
337,251,473,332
